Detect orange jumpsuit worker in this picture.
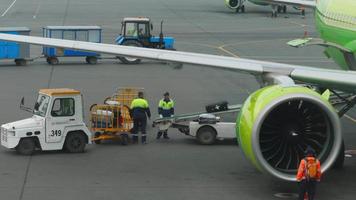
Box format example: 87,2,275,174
296,146,321,200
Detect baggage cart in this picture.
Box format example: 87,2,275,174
91,87,144,145
42,26,102,65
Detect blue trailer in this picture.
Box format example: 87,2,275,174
0,27,31,66
42,26,102,65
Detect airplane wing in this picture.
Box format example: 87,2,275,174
270,0,316,8
0,33,355,92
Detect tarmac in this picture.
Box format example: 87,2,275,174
0,0,355,199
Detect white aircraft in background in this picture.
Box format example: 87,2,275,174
225,0,316,17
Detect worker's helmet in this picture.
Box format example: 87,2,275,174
305,146,316,156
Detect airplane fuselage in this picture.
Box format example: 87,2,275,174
315,0,356,70
249,0,270,6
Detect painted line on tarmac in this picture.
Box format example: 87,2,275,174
217,45,240,58
33,0,41,19
344,114,356,124
1,0,17,17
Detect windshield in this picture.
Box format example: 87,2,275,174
33,94,50,117
125,22,138,37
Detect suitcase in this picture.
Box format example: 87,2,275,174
205,101,228,113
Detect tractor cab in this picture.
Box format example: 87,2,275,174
121,17,151,39
115,17,175,64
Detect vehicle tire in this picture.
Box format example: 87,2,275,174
15,59,27,66
64,132,86,153
332,140,345,169
196,126,216,145
121,134,129,145
48,57,59,65
86,56,98,65
118,40,142,64
16,138,36,155
94,132,101,144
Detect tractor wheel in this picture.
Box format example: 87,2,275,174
14,59,27,66
86,56,98,65
118,40,143,64
196,126,217,145
64,132,86,153
16,138,36,155
48,57,59,65
94,132,102,144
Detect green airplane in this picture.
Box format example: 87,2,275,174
0,0,355,182
225,0,309,17
288,0,356,70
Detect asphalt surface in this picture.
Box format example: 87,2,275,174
0,0,355,200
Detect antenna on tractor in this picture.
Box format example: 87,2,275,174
159,20,164,48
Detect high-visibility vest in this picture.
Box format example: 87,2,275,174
296,156,321,181
131,98,149,109
158,99,174,110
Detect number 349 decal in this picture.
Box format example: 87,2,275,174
50,130,62,137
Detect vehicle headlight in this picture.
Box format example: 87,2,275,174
1,127,7,134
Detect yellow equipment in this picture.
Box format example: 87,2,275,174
90,87,144,145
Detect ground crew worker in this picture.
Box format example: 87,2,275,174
130,91,151,144
296,146,321,200
157,92,174,139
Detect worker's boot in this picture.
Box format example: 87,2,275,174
156,131,162,139
163,131,170,139
142,135,147,144
132,136,138,144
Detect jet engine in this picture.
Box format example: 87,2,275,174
225,0,244,9
237,85,342,181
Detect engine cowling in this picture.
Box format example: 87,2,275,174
237,85,342,181
225,0,242,9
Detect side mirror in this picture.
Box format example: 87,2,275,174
19,97,33,113
20,97,24,107
34,102,40,111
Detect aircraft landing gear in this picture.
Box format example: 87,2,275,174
283,5,287,13
271,11,278,18
277,5,286,14
271,5,278,18
236,5,245,13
